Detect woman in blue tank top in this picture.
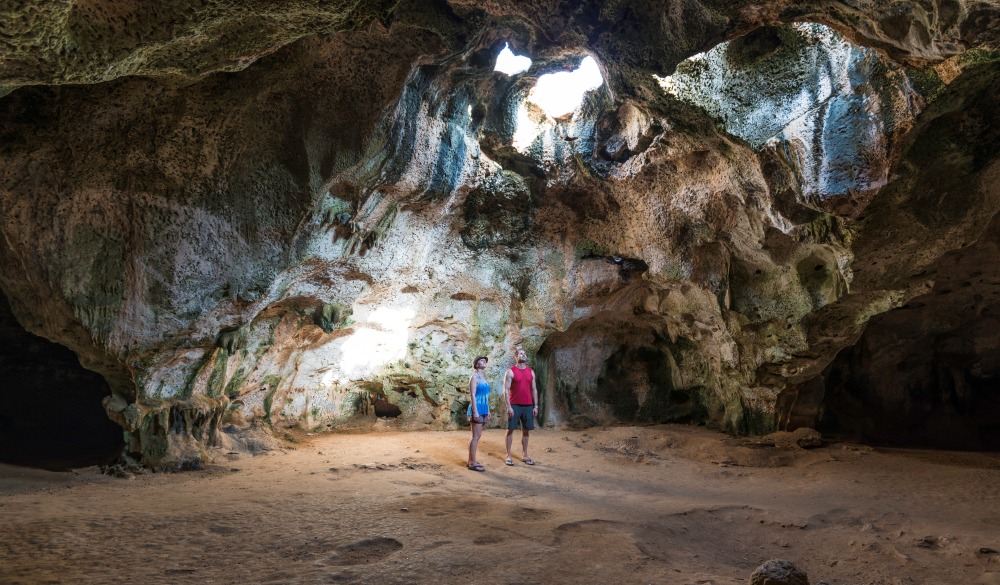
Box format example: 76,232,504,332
467,355,491,472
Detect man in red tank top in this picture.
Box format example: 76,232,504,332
503,348,538,466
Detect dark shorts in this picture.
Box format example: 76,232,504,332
507,404,535,431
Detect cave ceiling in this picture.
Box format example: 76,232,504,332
0,0,999,468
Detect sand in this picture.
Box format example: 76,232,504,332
1,424,999,585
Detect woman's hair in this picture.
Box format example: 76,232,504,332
472,356,488,368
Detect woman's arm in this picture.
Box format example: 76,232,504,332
468,375,479,419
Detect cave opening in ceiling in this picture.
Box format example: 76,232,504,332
494,42,532,76
509,54,606,153
493,43,604,118
494,43,606,147
0,292,122,471
527,56,604,119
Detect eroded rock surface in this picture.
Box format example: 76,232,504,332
0,0,998,467
660,23,920,202
750,559,810,585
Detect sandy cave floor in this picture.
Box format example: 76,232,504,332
1,424,999,585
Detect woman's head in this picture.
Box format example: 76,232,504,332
473,356,488,369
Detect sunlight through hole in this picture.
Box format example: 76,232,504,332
494,43,532,75
527,56,604,118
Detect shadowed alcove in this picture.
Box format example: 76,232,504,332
0,290,122,470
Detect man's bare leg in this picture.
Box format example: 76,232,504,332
522,430,530,460
505,430,514,461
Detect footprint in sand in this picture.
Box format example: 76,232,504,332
511,506,552,521
328,537,403,566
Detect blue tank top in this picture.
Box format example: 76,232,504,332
467,378,490,416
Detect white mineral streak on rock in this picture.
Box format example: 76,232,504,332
143,349,209,399
658,23,919,201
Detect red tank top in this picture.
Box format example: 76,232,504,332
509,366,534,405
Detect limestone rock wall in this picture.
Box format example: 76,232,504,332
0,26,446,466
0,1,998,467
0,0,399,90
806,60,1000,448
4,1,996,92
660,23,921,203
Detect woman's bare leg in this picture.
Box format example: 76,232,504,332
468,423,483,465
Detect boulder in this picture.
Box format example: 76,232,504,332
750,559,810,585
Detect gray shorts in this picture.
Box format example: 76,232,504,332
507,404,535,431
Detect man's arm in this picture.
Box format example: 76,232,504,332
531,372,539,414
503,368,514,414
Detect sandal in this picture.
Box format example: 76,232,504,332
504,457,514,466
467,463,485,472
523,457,535,466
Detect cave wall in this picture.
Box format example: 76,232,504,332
779,58,1000,444
0,25,446,466
661,23,920,202
0,1,998,467
816,61,1000,448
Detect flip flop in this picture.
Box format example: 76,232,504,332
523,458,535,466
467,463,485,472
504,457,514,466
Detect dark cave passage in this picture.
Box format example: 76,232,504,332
820,311,1000,451
0,292,122,471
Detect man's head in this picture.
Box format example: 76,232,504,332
515,348,528,364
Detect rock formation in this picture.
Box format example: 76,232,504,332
0,0,998,468
750,559,810,585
